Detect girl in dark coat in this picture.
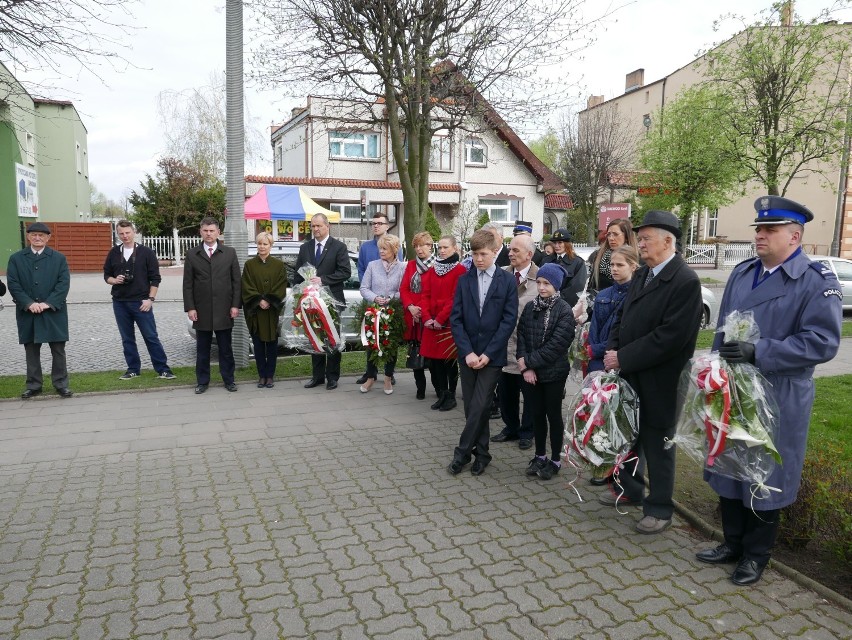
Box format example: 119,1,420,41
588,246,639,373
516,263,577,480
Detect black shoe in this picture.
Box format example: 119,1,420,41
471,460,487,476
304,378,325,389
491,432,519,443
57,388,73,398
590,476,610,486
355,374,368,384
518,438,533,450
21,389,42,399
391,375,396,385
439,395,456,411
537,460,560,480
431,393,446,410
696,543,741,565
489,408,501,420
257,379,266,388
731,558,766,586
195,384,208,394
265,380,275,389
225,382,238,392
416,389,426,400
447,459,469,475
326,380,338,390
526,457,547,476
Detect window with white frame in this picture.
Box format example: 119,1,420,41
274,144,283,171
329,130,380,159
75,142,82,173
479,198,521,223
25,132,35,166
705,208,719,238
330,202,379,222
430,133,452,171
465,137,486,166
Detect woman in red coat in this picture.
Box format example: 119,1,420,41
399,231,436,400
420,235,466,411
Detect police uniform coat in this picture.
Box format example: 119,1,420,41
609,254,702,432
540,252,588,307
183,241,242,331
6,247,71,344
706,252,842,509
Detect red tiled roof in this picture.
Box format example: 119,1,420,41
245,175,461,192
607,171,646,188
544,193,573,209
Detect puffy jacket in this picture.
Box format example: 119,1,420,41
516,297,576,383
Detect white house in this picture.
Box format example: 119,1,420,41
246,95,566,244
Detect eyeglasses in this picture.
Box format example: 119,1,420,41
370,222,388,227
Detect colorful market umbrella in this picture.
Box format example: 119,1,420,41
244,185,340,222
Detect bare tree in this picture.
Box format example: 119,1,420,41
452,198,481,245
247,0,613,250
556,103,637,243
157,71,266,187
0,0,136,95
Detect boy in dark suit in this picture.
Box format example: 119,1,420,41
448,229,518,476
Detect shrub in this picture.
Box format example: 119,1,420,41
779,439,852,566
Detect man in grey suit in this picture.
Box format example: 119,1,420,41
183,217,242,394
294,213,351,390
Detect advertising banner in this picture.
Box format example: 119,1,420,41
598,203,630,230
15,163,39,218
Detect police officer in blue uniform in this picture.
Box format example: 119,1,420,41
696,196,842,586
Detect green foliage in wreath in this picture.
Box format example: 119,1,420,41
351,298,406,368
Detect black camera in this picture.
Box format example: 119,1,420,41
122,269,135,284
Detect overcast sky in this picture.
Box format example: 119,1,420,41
7,0,851,203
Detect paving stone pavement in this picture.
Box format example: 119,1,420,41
0,377,850,639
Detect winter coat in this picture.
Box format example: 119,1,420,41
399,259,428,341
241,255,288,342
183,242,242,332
419,262,466,360
706,252,842,509
516,296,576,383
541,252,588,306
6,247,70,344
502,263,539,375
587,280,630,372
609,254,702,432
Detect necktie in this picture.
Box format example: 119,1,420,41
644,269,654,288
515,271,522,286
208,246,214,259
315,242,322,263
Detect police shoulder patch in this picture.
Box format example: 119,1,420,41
824,288,843,300
808,261,837,280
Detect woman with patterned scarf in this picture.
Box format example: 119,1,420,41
420,235,466,411
516,263,577,481
587,218,637,293
399,231,436,399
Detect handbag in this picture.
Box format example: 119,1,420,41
405,324,426,369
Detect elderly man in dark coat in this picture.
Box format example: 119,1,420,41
696,196,842,586
183,217,242,394
6,222,73,398
602,210,702,534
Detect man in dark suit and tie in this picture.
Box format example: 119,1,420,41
294,213,352,390
448,228,518,476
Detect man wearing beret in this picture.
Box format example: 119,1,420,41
6,223,73,399
602,210,702,534
696,196,841,586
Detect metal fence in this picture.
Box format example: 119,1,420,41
138,236,201,261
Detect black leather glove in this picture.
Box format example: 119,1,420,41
719,341,756,364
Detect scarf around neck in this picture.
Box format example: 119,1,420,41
532,294,559,342
410,253,436,293
433,252,460,277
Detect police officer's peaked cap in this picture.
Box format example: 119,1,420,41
26,222,51,234
751,196,814,226
633,210,682,239
513,220,533,236
551,228,572,242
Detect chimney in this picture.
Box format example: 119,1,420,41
625,69,645,93
587,95,605,109
291,106,307,118
781,1,793,26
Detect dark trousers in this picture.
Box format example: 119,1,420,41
617,423,676,520
428,358,458,395
719,496,780,565
311,351,341,382
413,366,437,394
196,329,235,385
454,363,502,465
112,300,170,374
529,377,567,460
498,372,534,439
365,353,396,379
24,341,68,390
251,334,278,379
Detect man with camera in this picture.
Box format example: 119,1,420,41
104,219,175,380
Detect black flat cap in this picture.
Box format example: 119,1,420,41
26,222,51,234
